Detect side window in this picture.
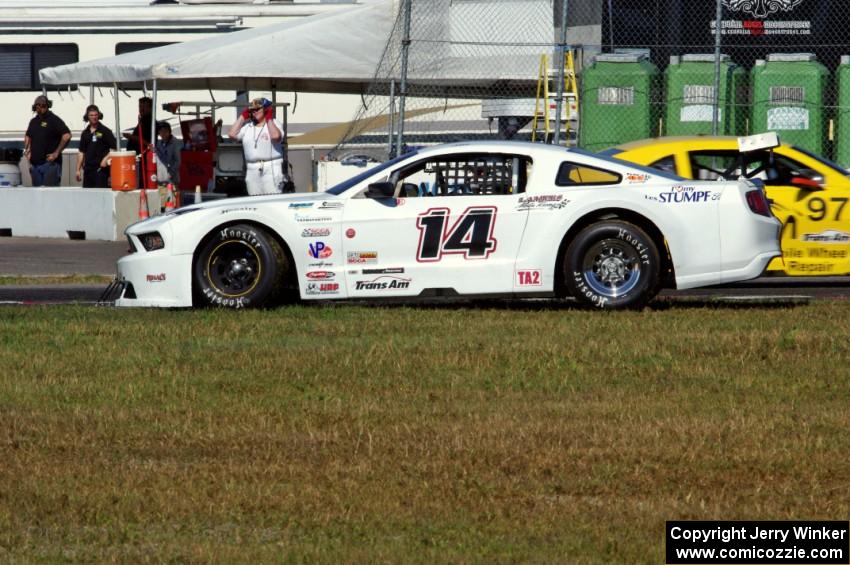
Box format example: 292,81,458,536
689,152,739,180
648,155,677,175
394,154,532,197
555,162,621,186
0,44,78,91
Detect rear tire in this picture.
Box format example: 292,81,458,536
564,220,660,309
194,224,287,308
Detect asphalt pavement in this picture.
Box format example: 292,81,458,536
0,236,127,276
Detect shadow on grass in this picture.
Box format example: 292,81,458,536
297,294,809,313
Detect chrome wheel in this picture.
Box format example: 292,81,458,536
581,239,642,298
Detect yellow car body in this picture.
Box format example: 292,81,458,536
609,137,850,275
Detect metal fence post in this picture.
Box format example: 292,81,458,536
553,0,569,146
712,0,722,136
395,0,412,156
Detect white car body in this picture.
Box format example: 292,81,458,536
115,141,781,308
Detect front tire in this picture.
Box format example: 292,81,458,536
194,224,287,308
564,220,660,309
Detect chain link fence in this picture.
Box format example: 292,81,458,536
331,0,847,166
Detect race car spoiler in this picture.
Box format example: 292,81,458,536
738,132,780,153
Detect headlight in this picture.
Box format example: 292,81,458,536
138,231,165,251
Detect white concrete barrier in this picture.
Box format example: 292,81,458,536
0,187,161,241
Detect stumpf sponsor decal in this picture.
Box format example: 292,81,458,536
306,282,340,295
308,242,333,259
801,230,850,243
517,194,568,211
646,185,718,204
354,275,411,291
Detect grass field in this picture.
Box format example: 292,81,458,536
1,301,849,562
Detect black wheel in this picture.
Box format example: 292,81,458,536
194,224,288,308
564,220,660,309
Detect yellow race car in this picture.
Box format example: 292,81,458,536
606,136,850,275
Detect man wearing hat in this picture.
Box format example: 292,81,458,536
24,95,71,186
227,97,285,195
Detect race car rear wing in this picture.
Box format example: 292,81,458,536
737,132,780,153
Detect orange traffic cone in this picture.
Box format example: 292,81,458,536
138,189,149,220
164,183,176,212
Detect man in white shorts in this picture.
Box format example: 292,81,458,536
228,97,285,195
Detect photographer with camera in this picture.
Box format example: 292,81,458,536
24,95,71,186
227,97,286,195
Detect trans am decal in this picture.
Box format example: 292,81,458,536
801,230,850,243
354,275,411,291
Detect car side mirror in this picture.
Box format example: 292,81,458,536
365,181,395,198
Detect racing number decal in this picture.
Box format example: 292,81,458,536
416,206,498,262
806,197,849,222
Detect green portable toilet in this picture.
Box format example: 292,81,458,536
664,54,747,136
579,52,659,152
835,55,850,167
751,53,828,155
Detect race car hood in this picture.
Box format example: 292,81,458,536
125,191,339,235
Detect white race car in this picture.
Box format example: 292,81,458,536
114,141,780,310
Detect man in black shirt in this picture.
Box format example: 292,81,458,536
124,96,154,187
24,95,71,186
76,105,117,188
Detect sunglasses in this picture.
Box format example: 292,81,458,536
252,107,265,112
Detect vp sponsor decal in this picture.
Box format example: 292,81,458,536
347,251,378,264
516,194,568,211
801,229,850,243
306,282,340,295
306,271,335,280
354,275,411,291
302,227,331,238
308,242,333,259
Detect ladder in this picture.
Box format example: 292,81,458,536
531,50,579,144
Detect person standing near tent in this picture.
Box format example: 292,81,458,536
24,95,71,186
228,97,285,196
123,96,154,186
75,104,116,188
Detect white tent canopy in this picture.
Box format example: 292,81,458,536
39,1,395,94
39,0,548,97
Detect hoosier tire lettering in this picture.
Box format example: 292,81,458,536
564,220,660,310
193,223,288,309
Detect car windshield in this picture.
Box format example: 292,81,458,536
568,147,686,181
325,151,417,195
792,145,850,177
